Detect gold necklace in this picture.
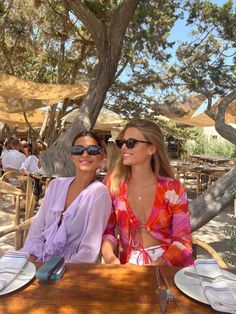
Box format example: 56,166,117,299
129,179,156,201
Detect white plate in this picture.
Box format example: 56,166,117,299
0,261,36,295
174,266,236,304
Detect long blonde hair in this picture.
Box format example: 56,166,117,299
110,118,175,193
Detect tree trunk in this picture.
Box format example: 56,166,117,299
215,120,236,145
42,0,140,176
206,90,236,145
42,61,113,176
190,166,236,232
214,90,236,145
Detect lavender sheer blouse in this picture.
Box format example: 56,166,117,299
20,177,111,263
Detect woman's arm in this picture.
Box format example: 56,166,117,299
101,239,120,264
19,181,53,258
101,203,120,264
69,188,112,263
159,185,193,266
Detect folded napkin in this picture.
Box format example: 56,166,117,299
0,251,29,291
194,259,236,314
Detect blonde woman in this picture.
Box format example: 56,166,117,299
102,118,193,266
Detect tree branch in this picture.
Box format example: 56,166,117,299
109,0,140,63
205,94,216,120
23,112,37,136
216,90,236,123
115,57,130,80
213,90,236,145
63,0,104,52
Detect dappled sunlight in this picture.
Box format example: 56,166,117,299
0,265,160,313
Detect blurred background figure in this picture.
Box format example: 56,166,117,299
20,141,47,175
2,138,26,171
1,138,11,158
20,140,31,157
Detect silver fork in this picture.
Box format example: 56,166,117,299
159,268,177,307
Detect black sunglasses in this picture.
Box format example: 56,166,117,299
115,138,151,149
70,145,102,156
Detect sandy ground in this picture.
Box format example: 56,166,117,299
192,204,236,265
1,193,236,265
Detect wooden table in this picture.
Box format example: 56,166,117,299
172,162,231,174
1,264,235,313
189,155,236,165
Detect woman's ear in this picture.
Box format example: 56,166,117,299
148,145,157,156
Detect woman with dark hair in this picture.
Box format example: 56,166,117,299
20,131,111,263
102,118,193,267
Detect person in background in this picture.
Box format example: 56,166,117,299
20,141,47,175
0,139,11,158
20,140,31,157
102,118,193,267
1,138,26,171
20,131,111,263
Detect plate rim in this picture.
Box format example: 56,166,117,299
174,266,209,304
0,261,36,296
174,266,235,305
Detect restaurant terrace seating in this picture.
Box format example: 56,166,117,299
176,170,208,197
0,174,37,248
1,169,23,187
0,217,34,250
192,236,227,268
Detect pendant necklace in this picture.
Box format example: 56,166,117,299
131,179,156,201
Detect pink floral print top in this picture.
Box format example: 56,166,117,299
103,174,193,266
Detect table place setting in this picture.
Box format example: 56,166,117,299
174,258,236,314
0,250,36,295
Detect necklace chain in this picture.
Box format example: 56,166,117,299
130,180,156,189
129,178,156,201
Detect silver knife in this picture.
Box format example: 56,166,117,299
155,267,167,314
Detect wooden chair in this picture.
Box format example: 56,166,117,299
0,180,25,226
192,236,227,268
1,169,21,183
178,171,208,197
24,175,37,220
0,217,34,250
206,171,223,188
0,173,36,244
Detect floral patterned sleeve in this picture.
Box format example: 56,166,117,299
102,208,118,248
161,181,193,267
102,176,118,248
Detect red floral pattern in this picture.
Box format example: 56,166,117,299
103,175,193,266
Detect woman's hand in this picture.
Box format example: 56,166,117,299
101,240,120,264
149,257,166,266
29,254,37,262
103,254,120,265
